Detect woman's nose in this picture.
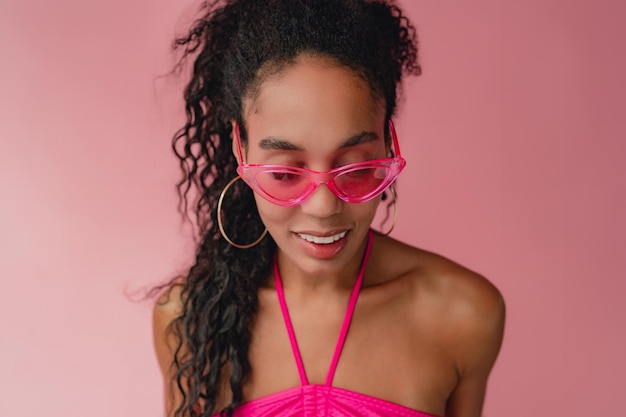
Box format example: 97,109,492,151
299,183,342,218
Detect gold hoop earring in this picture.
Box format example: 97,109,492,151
217,176,268,249
382,186,398,236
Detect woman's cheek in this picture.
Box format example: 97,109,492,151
254,194,295,229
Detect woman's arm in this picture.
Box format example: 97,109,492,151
444,273,506,417
152,284,186,417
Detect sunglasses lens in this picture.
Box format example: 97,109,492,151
243,160,403,205
254,171,311,202
334,166,391,200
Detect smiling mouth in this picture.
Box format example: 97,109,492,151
297,231,347,245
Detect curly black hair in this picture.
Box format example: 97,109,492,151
163,1,420,415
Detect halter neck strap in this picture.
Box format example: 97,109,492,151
274,230,374,386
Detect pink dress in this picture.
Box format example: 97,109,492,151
214,231,439,417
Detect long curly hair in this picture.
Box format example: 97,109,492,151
163,1,420,415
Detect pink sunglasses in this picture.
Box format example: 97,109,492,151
234,120,406,206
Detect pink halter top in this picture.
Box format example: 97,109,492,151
215,231,438,417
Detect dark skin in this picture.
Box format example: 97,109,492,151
153,55,505,417
154,234,505,416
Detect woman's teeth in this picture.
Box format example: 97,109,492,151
298,231,347,244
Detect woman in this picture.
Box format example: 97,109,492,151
153,1,505,416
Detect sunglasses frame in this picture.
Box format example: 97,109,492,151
233,120,406,206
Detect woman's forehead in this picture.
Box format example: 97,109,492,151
243,54,383,112
242,55,386,151
242,55,385,119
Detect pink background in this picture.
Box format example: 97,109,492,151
1,0,624,416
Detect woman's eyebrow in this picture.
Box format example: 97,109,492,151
338,131,380,149
258,131,379,152
258,137,303,151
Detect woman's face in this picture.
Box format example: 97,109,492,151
240,55,388,279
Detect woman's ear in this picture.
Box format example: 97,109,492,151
231,120,242,165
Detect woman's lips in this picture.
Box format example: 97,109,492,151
297,231,347,244
294,230,350,259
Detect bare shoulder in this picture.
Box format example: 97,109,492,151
152,279,189,416
368,235,504,413
417,245,505,325
374,234,505,372
153,280,185,323
375,234,504,320
152,279,186,374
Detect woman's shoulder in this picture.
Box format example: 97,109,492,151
152,278,186,373
153,278,186,325
374,234,505,377
372,233,505,332
153,278,211,416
